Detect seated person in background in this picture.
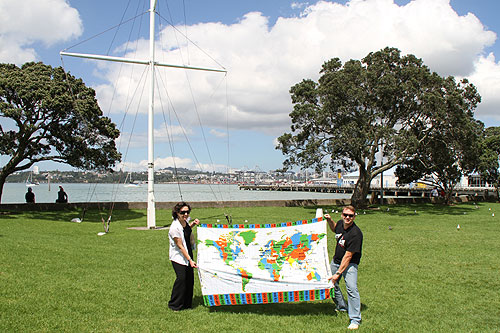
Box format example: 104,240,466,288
55,186,68,203
25,187,35,203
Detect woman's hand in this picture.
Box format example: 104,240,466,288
189,218,200,228
189,259,198,268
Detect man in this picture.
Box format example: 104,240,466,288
325,205,363,330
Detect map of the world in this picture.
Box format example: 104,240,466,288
197,218,332,306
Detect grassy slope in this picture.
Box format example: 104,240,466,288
1,203,499,332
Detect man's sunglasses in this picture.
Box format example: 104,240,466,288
342,213,355,218
179,210,191,215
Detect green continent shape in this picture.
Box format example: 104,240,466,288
238,230,257,246
237,268,253,291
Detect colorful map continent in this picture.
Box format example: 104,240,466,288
204,230,256,291
258,232,325,281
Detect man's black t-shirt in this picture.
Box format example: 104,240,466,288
333,220,363,265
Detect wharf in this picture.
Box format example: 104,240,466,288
238,184,491,198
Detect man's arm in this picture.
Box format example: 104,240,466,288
324,213,337,233
329,251,354,283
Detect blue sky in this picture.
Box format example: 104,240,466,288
1,0,500,173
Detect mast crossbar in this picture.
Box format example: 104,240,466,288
60,51,227,73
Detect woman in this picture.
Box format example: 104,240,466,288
56,186,68,203
168,202,200,311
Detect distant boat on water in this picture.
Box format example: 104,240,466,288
26,167,40,187
124,173,142,188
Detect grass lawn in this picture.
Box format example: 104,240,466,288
1,202,500,332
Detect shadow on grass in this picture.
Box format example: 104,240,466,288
309,202,484,217
21,209,146,223
0,211,22,219
373,203,478,216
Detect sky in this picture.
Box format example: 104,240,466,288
1,0,500,174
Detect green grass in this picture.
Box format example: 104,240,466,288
1,203,500,332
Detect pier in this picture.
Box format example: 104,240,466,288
238,184,492,198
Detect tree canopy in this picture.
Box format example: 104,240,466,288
0,62,121,202
277,47,481,207
477,126,500,199
395,76,483,204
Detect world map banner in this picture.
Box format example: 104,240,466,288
196,217,332,306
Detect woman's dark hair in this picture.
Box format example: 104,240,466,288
172,201,191,219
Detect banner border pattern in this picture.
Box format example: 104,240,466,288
199,216,323,229
198,216,331,307
203,288,331,306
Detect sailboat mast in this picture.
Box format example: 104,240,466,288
60,0,226,229
147,0,157,229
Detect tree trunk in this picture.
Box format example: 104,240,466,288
351,168,372,208
0,171,7,203
443,184,455,205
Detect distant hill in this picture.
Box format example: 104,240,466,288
6,168,210,184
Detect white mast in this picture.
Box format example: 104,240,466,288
61,0,226,228
147,0,157,229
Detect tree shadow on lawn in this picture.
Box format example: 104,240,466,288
0,211,22,219
378,203,479,216
203,297,369,316
299,202,487,217
21,209,146,223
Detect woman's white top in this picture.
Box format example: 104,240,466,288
168,219,189,266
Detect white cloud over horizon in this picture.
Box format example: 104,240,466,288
468,53,500,120
119,156,228,172
0,0,82,64
90,0,499,140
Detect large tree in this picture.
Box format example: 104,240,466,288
277,47,480,208
477,126,500,199
394,76,483,204
0,62,121,202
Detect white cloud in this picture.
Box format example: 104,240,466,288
88,0,498,137
118,156,227,172
467,53,500,121
210,129,227,138
0,0,82,64
116,125,192,149
118,156,192,171
152,156,193,170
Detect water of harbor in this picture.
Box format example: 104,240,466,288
1,183,349,204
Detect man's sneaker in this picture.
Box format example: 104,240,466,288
347,323,359,330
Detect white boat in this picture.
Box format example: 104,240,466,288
26,171,39,187
124,173,142,187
